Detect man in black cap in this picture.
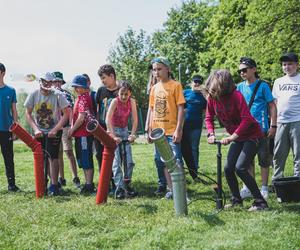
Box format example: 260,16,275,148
272,52,300,182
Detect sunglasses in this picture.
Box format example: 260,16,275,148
237,68,249,74
193,80,202,84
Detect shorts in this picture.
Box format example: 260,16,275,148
37,130,63,160
256,135,272,168
75,136,94,169
60,127,73,151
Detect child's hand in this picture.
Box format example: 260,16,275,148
128,134,136,143
114,136,122,144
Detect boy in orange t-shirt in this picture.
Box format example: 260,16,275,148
148,57,185,198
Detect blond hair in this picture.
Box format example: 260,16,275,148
204,69,235,99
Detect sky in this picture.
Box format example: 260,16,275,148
0,0,183,93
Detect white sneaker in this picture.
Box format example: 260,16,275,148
261,189,269,200
240,187,253,199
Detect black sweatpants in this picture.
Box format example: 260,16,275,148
0,131,15,185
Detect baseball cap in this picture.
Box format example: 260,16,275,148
192,75,203,84
40,72,55,82
280,52,298,63
240,57,257,68
151,57,171,68
71,75,89,89
52,71,66,84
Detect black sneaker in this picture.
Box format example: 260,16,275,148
8,184,20,192
124,184,138,197
48,184,59,196
248,199,268,212
80,183,95,195
224,197,243,209
72,177,81,188
58,177,66,187
115,187,126,199
154,185,167,196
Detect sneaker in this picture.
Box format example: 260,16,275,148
248,200,268,212
261,189,269,200
80,183,95,195
240,187,253,199
48,184,59,196
224,197,243,209
165,191,173,199
72,177,81,189
115,187,126,199
8,184,20,192
124,184,138,197
154,185,167,196
58,177,66,187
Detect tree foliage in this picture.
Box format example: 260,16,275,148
107,28,153,109
17,91,32,133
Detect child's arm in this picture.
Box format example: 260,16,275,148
128,98,138,142
105,99,121,143
173,104,185,143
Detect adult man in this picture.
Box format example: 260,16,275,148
52,71,80,188
24,72,69,195
272,52,300,181
237,57,277,200
0,63,19,192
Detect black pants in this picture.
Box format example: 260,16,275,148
0,131,15,185
224,140,263,200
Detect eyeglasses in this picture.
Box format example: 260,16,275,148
193,80,202,84
237,68,249,74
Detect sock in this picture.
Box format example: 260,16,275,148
261,185,268,192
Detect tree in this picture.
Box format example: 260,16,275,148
17,91,32,133
107,28,153,109
199,0,300,83
152,0,217,84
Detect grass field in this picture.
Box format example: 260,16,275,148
0,135,299,250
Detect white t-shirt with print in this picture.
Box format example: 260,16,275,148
272,73,300,123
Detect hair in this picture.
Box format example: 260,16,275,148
97,64,116,79
204,69,236,100
118,80,132,92
0,63,6,73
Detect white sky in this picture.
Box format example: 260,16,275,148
0,0,182,93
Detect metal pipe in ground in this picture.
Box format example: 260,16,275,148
149,128,188,216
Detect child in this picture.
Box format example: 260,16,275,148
25,72,70,196
106,80,138,199
205,69,268,211
68,75,95,194
0,62,19,192
148,57,185,199
181,75,207,180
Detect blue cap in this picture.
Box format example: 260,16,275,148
71,75,89,89
151,57,171,68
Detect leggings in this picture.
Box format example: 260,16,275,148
224,140,264,200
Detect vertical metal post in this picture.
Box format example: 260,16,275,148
216,141,223,209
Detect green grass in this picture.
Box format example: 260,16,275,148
0,137,299,250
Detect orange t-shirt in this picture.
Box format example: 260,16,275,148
149,79,185,135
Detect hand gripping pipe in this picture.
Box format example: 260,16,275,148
149,128,188,216
9,123,45,198
86,120,117,204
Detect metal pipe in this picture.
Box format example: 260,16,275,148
149,128,188,216
214,140,223,209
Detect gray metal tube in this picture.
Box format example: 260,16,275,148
149,128,188,216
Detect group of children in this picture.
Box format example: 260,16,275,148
1,51,299,212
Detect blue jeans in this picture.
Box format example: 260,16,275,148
154,136,183,187
112,127,135,189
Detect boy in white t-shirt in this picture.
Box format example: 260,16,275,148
272,52,300,181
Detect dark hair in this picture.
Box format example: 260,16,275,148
0,63,6,73
240,57,259,78
205,69,236,100
118,80,132,92
97,64,116,79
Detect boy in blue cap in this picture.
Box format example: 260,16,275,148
68,75,95,194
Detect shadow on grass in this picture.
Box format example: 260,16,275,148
135,203,158,214
276,203,300,213
133,180,160,198
189,210,225,226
